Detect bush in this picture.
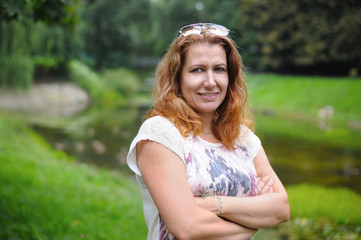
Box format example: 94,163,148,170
68,60,106,99
102,68,141,96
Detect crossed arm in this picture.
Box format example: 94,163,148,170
195,146,290,229
137,140,289,240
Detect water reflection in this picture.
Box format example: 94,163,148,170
31,107,361,194
261,135,361,193
32,106,147,175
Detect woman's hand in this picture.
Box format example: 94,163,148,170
257,175,274,195
195,175,276,215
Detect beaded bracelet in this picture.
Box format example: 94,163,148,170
202,193,223,217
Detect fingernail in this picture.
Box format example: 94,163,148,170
263,175,269,180
267,179,274,186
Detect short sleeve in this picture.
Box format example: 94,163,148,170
126,116,186,176
235,125,262,161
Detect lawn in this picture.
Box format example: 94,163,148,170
247,74,361,127
0,115,147,240
1,73,361,239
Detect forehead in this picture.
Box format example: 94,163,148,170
183,43,227,65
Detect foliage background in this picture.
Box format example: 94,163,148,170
1,0,361,88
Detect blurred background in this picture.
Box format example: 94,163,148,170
1,0,361,239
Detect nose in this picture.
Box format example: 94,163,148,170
204,71,217,88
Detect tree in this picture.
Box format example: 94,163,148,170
81,0,153,69
236,0,361,75
0,0,77,26
0,0,80,88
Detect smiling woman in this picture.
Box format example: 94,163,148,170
127,23,289,240
180,43,229,129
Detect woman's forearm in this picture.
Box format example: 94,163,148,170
218,193,289,229
196,191,289,229
177,208,257,240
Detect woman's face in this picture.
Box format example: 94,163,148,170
180,43,228,118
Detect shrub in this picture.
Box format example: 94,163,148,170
102,68,141,96
68,60,106,99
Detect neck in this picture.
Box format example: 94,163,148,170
201,117,214,135
202,131,213,134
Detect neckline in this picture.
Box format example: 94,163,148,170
195,135,223,147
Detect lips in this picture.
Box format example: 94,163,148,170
199,92,218,97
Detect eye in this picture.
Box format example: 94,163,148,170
191,67,203,73
215,67,227,72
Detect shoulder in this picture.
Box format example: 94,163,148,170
142,115,175,127
140,116,181,137
127,115,187,175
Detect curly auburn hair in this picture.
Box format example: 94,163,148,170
147,31,254,149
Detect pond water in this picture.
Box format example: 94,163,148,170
31,107,361,194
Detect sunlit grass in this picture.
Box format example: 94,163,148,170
247,74,361,126
287,184,361,225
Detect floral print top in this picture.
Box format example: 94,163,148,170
127,116,261,240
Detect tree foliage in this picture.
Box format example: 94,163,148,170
0,0,81,88
237,0,361,74
81,0,153,69
1,0,361,81
0,0,77,26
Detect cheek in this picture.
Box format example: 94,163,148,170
222,78,229,94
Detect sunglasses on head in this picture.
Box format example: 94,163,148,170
178,23,230,37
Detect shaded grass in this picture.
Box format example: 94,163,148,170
0,115,147,239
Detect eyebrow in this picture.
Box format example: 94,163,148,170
188,63,227,69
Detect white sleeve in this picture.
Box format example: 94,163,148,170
126,116,186,176
236,125,262,161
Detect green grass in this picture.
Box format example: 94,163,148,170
1,115,361,239
254,184,361,240
1,73,361,239
255,113,361,150
0,115,147,240
247,74,361,126
287,184,361,225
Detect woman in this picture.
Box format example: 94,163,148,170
127,23,290,240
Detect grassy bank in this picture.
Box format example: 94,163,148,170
248,74,361,127
1,115,360,239
247,74,361,151
0,115,147,239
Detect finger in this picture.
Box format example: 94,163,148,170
257,177,266,193
260,184,270,194
258,175,269,192
266,178,274,187
259,176,274,194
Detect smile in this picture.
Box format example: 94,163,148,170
199,93,218,97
